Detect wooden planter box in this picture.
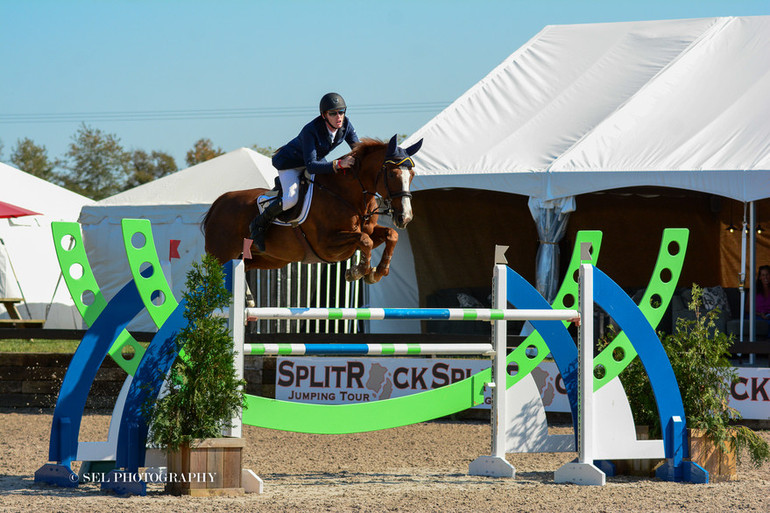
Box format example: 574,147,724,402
166,437,245,496
612,425,664,477
687,428,737,482
612,427,737,482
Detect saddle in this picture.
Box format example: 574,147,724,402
257,173,314,227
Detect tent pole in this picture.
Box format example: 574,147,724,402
740,203,747,343
46,271,65,321
45,235,75,320
749,202,756,365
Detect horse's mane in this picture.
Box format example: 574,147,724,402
350,138,386,159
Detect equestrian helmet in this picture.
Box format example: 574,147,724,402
320,92,347,114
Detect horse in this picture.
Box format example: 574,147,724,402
202,135,423,284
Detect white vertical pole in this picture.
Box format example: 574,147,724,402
314,263,322,333
555,245,605,485
352,253,361,333
254,269,260,334
334,261,342,332
302,264,313,333
229,261,264,494
577,262,594,465
295,262,302,333
468,255,515,477
325,264,332,333
491,263,507,460
343,259,351,333
227,259,245,438
286,263,291,332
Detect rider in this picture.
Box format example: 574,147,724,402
249,92,360,252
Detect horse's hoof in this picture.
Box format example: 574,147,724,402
364,269,380,284
345,269,360,282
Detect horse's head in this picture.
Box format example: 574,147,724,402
377,134,423,229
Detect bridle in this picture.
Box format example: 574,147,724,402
311,154,414,224
363,156,414,220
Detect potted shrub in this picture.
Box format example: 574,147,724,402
144,253,246,495
611,284,769,480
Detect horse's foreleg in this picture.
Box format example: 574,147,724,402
333,232,374,282
364,225,398,284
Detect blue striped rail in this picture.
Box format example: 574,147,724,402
244,307,579,322
243,342,496,356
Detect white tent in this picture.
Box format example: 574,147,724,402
0,162,94,328
373,16,770,332
79,148,278,331
408,16,770,200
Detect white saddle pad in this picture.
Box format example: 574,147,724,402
257,181,314,227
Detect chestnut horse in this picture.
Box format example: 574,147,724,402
202,135,423,284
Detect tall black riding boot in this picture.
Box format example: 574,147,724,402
249,199,283,252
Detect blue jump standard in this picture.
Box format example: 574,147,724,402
35,278,145,488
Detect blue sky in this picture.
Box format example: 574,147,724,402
2,0,769,168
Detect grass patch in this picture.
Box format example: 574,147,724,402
0,339,81,353
0,339,150,353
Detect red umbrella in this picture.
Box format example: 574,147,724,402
0,200,41,319
0,200,41,219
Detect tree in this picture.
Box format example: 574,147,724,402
145,253,245,451
10,138,61,181
60,123,130,200
126,149,178,188
185,138,224,167
603,286,769,467
250,144,275,157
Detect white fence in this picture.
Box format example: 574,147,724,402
247,255,367,334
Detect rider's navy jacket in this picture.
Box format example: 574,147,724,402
272,116,360,174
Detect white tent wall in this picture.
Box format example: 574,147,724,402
0,217,85,328
368,215,420,333
0,162,94,328
78,148,278,332
79,206,207,331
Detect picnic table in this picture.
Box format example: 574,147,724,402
0,297,45,328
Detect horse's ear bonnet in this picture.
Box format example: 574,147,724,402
386,134,398,156
384,134,423,169
405,139,423,156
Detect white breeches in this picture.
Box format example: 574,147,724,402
277,168,303,210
